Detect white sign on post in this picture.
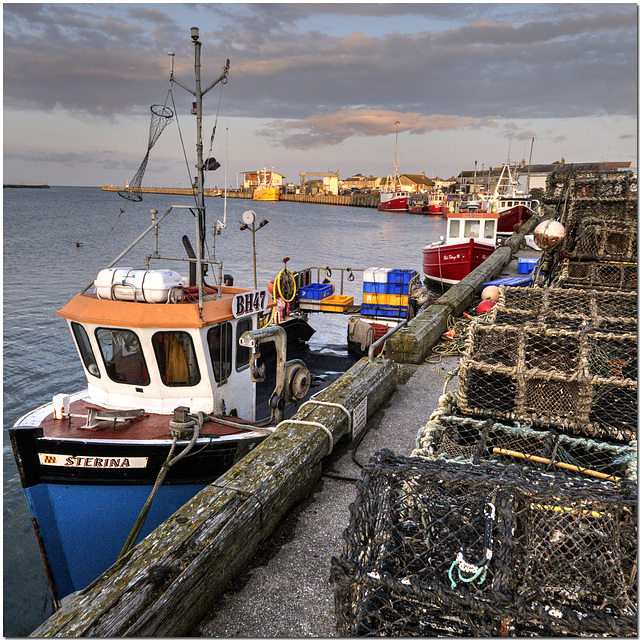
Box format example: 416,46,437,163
352,396,368,440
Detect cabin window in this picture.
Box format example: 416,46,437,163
464,220,480,238
484,220,496,239
236,318,252,370
71,322,100,378
449,220,460,238
95,328,149,386
152,332,201,387
208,322,233,383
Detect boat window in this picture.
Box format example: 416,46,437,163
152,331,201,387
71,322,100,378
464,220,480,238
449,219,460,238
484,220,496,239
236,318,252,370
95,328,149,386
208,322,233,383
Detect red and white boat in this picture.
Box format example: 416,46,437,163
487,163,539,233
426,191,447,214
422,206,499,287
378,121,409,212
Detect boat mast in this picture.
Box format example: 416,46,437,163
393,120,400,191
171,27,230,312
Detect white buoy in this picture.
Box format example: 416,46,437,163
534,220,565,250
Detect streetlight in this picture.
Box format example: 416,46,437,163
239,210,269,289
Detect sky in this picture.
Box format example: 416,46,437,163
3,2,638,187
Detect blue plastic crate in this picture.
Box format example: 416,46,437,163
518,257,539,274
360,304,408,318
363,282,388,294
483,276,533,289
386,282,409,295
388,269,418,284
299,282,333,300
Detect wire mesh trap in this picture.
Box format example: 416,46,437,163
546,170,637,202
455,287,637,442
555,259,638,292
331,451,637,637
413,398,637,482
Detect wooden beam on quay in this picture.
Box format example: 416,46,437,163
32,356,397,637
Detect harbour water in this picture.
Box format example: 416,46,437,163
3,186,446,635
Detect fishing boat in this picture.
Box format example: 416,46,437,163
253,169,281,201
426,191,447,214
487,163,539,232
9,28,311,607
422,204,499,287
378,122,409,212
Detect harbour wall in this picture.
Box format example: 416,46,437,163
101,186,380,208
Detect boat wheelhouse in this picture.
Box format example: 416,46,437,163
422,206,499,287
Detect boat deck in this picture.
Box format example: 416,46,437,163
38,399,262,441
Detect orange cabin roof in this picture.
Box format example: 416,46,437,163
57,286,274,329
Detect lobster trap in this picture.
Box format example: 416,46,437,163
546,170,637,202
331,451,637,637
457,310,637,442
413,398,637,482
554,258,638,292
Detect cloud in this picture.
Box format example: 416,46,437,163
257,109,500,148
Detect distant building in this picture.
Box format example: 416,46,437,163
341,174,378,191
239,170,285,190
397,173,435,194
456,161,632,194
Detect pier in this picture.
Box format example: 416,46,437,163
101,186,381,208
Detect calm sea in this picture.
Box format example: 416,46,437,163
3,186,446,635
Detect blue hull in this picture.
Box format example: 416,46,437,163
25,482,206,598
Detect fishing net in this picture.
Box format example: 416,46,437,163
118,104,174,202
414,395,637,482
331,451,637,637
456,287,637,443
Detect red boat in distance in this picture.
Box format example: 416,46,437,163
378,121,409,212
423,206,499,287
427,191,447,214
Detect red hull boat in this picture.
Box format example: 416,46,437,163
423,238,495,286
423,207,499,287
378,191,410,211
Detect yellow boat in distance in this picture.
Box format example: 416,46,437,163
253,169,281,201
253,186,280,201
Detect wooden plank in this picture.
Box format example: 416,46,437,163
32,357,397,637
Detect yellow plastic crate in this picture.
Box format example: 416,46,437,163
362,292,408,306
320,294,355,312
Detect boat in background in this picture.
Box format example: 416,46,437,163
10,29,311,607
486,163,539,232
426,191,447,214
253,169,281,201
422,205,499,287
378,122,409,212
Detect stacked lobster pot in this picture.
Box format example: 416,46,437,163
333,175,637,636
548,171,637,291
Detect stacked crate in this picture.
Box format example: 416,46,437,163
360,268,417,319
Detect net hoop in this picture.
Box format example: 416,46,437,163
150,104,174,119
